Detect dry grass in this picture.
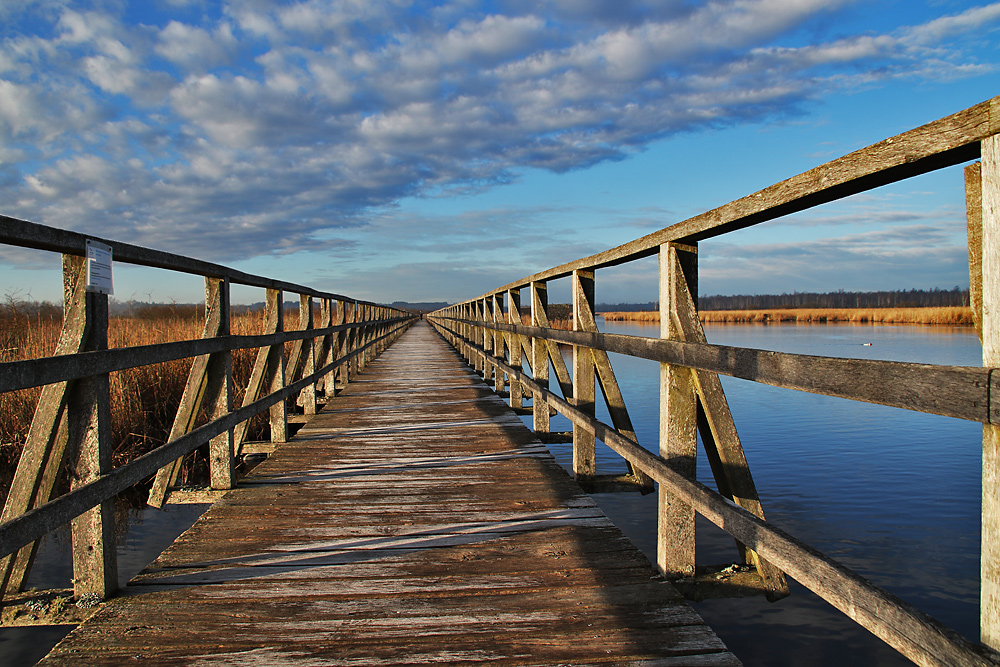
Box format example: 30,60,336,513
600,306,975,326
0,307,272,502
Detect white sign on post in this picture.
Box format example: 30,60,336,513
86,240,114,295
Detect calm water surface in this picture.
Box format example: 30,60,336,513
541,320,983,667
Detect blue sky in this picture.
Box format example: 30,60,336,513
1,0,998,306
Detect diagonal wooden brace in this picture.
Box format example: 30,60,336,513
669,249,790,600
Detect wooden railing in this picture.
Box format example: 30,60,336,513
0,217,416,604
428,95,1000,667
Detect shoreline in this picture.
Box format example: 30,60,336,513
599,306,974,326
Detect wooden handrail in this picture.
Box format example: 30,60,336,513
0,215,384,307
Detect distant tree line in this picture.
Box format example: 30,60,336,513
595,288,970,312
697,287,970,310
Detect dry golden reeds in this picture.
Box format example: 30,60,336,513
0,308,270,502
600,306,975,326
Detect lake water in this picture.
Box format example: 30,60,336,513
0,503,210,666
539,320,984,666
2,321,983,666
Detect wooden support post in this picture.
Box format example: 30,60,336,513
669,255,788,598
340,301,355,385
473,302,484,374
968,162,984,343
572,269,596,479
658,242,698,578
493,294,506,394
292,294,317,415
507,288,523,409
69,283,117,600
981,135,1000,649
354,303,364,377
149,276,236,506
360,304,371,370
0,255,92,599
466,303,476,368
572,271,654,490
206,278,234,491
359,304,371,369
267,290,287,443
481,299,494,383
317,298,335,398
531,282,550,433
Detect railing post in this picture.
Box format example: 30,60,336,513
68,257,117,600
530,282,550,434
980,134,1000,648
492,293,505,394
658,242,698,578
296,294,317,415
267,289,287,443
481,299,493,383
572,269,596,479
206,277,234,491
471,302,483,373
507,288,523,409
339,300,354,385
317,298,335,399
0,254,93,599
360,304,371,370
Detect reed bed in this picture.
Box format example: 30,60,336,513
0,308,276,503
600,306,975,326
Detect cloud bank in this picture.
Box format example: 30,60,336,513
0,0,997,280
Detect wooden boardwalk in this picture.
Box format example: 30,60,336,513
35,321,739,666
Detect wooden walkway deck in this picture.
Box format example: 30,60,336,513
35,321,739,666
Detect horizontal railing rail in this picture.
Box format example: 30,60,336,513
435,316,996,423
0,318,411,395
428,94,1000,667
0,215,369,303
0,217,418,606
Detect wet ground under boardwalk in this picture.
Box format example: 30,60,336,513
35,321,739,666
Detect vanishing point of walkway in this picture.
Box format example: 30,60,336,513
36,321,739,666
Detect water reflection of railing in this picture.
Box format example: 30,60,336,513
428,95,1000,667
0,217,415,606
